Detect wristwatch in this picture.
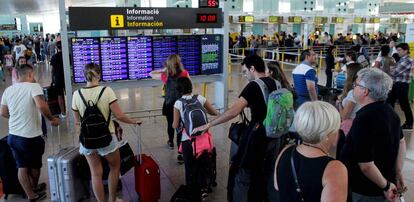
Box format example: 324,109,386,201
382,181,390,192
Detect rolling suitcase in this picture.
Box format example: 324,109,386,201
47,126,87,202
0,136,25,200
43,84,61,115
133,125,161,202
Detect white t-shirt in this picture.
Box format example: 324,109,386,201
1,82,43,138
13,44,27,60
174,94,207,141
72,86,117,133
341,90,361,119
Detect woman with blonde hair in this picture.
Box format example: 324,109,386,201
150,54,190,162
275,101,348,202
72,63,141,202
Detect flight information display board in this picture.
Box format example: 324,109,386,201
70,34,223,83
177,36,201,75
71,38,100,83
152,36,177,71
100,37,128,81
201,35,223,75
127,36,153,79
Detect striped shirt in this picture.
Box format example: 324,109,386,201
392,55,414,83
292,62,318,97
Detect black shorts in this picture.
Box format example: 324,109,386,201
7,135,45,168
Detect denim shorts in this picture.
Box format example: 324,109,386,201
8,135,45,168
79,134,119,156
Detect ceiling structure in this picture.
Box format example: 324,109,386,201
0,0,413,15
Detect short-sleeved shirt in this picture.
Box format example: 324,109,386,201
339,101,404,196
1,82,43,138
50,51,64,87
13,44,26,60
341,90,361,119
72,86,118,133
391,55,414,83
292,62,318,97
174,94,207,141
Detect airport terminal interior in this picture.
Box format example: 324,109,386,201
1,0,414,201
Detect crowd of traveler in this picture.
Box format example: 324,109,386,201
0,30,411,202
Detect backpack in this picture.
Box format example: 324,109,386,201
357,53,370,68
165,75,181,106
78,87,112,149
180,95,208,137
255,79,295,139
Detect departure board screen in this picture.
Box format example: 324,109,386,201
200,35,223,75
71,38,100,83
177,36,201,75
100,37,128,81
152,36,177,71
127,36,153,79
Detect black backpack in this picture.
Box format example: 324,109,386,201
165,75,181,106
179,95,208,137
78,87,112,149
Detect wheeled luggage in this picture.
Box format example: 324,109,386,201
47,126,87,202
133,125,161,202
43,84,61,115
0,136,25,200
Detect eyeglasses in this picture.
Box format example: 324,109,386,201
353,82,370,91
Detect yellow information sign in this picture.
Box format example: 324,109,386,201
110,15,124,28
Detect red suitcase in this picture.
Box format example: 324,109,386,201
133,125,161,202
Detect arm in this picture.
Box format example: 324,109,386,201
306,80,318,101
110,101,141,125
339,101,355,120
358,162,397,201
373,61,381,68
172,108,180,129
395,138,406,190
33,95,59,126
204,100,220,116
321,161,348,202
149,68,166,80
192,97,248,134
0,105,9,119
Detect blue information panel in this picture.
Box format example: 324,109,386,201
200,35,223,75
100,37,128,81
152,36,177,71
127,36,153,79
177,36,201,75
71,38,100,83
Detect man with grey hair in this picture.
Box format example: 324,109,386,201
340,68,406,202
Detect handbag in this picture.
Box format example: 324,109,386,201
290,146,305,201
228,111,249,145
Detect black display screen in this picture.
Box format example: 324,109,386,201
177,36,201,75
100,37,128,81
152,36,177,71
127,36,153,79
200,34,223,74
71,38,100,83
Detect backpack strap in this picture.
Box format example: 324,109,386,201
78,89,88,107
96,87,107,104
96,87,112,126
254,78,269,105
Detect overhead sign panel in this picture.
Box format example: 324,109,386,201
269,16,283,23
69,7,223,30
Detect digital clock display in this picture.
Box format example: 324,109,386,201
199,0,219,8
197,14,218,23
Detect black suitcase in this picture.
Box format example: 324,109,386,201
170,185,201,202
0,136,25,200
43,85,61,115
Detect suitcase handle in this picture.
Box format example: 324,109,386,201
131,124,142,164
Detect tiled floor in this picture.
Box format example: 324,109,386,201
0,61,413,202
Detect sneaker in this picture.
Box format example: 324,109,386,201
402,123,413,130
28,191,46,202
201,189,209,198
33,182,47,193
59,113,66,119
167,141,174,150
177,154,184,164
